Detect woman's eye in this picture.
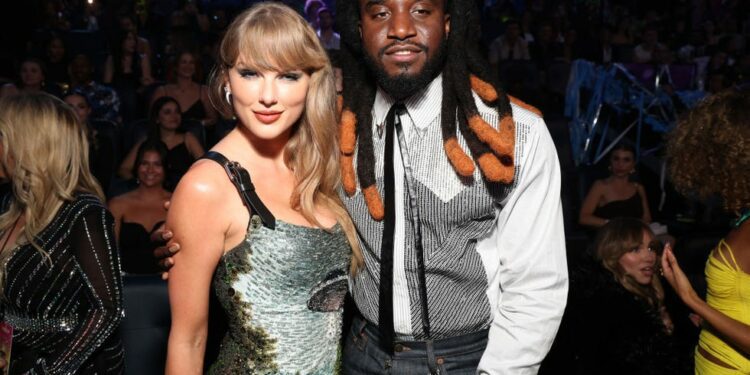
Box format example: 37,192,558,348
238,69,258,78
281,72,301,81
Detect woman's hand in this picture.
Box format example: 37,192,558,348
660,244,699,306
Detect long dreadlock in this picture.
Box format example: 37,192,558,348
336,0,541,220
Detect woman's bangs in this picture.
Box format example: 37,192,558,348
236,17,318,72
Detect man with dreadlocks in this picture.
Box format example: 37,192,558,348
336,0,567,373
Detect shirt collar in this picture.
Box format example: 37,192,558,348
372,74,443,137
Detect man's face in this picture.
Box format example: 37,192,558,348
359,0,450,81
318,10,334,30
70,56,92,84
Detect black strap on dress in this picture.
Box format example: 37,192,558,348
200,151,276,230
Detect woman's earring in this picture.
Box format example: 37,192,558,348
224,86,232,106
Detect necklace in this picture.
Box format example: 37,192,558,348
0,215,21,254
733,208,750,229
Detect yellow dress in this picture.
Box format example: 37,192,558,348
695,240,750,374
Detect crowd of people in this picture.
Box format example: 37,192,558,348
0,0,747,373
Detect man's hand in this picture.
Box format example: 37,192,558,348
151,200,180,280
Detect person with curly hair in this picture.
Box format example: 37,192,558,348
662,88,750,374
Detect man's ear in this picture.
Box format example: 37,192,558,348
444,14,450,38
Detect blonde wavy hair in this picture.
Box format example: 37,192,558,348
595,217,665,309
207,2,363,272
0,93,103,282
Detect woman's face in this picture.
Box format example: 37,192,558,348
157,101,182,131
137,150,165,188
618,230,658,285
123,32,137,53
177,53,196,79
227,63,309,142
610,149,635,177
64,94,91,124
20,62,44,88
48,38,65,62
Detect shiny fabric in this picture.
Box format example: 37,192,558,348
209,219,350,374
697,240,750,373
1,194,124,374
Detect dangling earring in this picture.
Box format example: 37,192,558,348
224,85,232,106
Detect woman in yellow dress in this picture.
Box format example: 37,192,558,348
661,89,750,374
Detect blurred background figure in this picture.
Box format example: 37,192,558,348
0,58,62,98
315,7,339,50
119,96,204,191
151,50,217,128
579,144,652,228
109,139,171,275
0,93,123,374
63,91,117,196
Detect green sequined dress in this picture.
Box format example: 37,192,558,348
209,216,350,374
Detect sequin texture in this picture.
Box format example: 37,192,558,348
0,194,124,374
209,218,350,374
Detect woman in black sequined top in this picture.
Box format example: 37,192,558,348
0,93,124,374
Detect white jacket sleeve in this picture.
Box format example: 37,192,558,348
476,115,568,374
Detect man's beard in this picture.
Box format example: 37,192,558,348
363,38,448,101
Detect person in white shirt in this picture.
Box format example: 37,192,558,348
315,7,340,50
335,1,567,373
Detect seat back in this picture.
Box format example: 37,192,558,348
121,274,171,375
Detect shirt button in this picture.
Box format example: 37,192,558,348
394,343,404,352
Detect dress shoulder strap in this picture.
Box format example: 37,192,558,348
201,151,276,230
716,239,740,272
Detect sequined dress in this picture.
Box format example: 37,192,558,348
207,160,350,374
0,194,124,374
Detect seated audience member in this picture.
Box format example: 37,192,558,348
150,50,217,127
0,58,62,98
44,35,69,87
579,144,652,228
633,25,667,64
315,7,340,50
568,218,691,374
489,19,532,67
119,96,204,190
68,54,121,123
0,93,123,374
109,140,171,274
63,92,117,196
663,89,750,374
117,12,153,64
304,0,325,29
104,30,154,123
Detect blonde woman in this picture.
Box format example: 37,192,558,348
568,218,690,374
0,93,123,374
165,3,362,374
